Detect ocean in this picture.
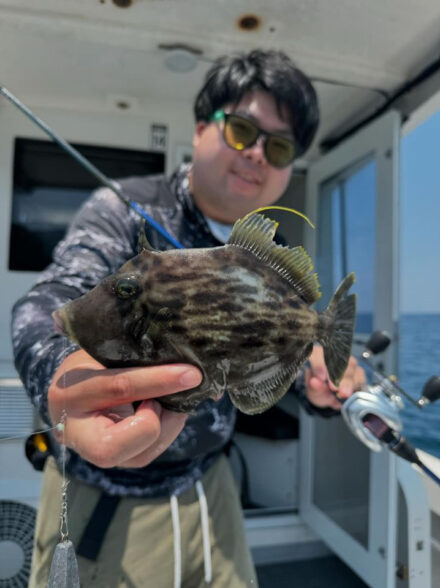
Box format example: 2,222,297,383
398,314,440,458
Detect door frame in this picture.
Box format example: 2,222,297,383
299,111,402,587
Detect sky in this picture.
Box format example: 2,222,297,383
400,108,440,313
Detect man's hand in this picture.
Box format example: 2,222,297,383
305,345,366,411
48,349,202,468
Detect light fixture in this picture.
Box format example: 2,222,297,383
159,44,203,74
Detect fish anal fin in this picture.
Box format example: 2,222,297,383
228,363,298,415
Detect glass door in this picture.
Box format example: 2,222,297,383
300,111,401,588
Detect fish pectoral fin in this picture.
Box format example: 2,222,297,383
228,364,297,415
146,307,173,339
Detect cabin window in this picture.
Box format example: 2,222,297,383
312,155,376,548
316,156,376,336
9,138,165,272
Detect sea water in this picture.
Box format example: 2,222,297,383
399,313,440,458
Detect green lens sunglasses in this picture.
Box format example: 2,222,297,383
211,109,296,169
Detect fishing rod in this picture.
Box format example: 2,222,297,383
0,85,184,250
341,330,440,485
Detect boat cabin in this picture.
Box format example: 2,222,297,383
0,1,439,586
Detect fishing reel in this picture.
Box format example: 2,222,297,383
341,331,440,476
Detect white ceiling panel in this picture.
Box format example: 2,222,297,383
0,0,439,160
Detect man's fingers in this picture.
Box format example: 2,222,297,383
355,365,367,389
325,396,343,410
306,373,342,409
308,346,328,381
305,351,367,410
48,350,196,467
65,400,170,467
50,363,202,414
337,357,364,398
119,408,188,468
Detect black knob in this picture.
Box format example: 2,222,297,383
365,331,391,355
420,376,440,404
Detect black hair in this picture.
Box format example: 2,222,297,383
193,49,319,156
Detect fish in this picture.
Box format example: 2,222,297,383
53,213,357,415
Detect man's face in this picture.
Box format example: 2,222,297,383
190,91,295,223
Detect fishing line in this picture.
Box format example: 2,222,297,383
59,345,69,544
249,205,315,229
0,346,80,582
59,410,69,541
47,340,80,587
0,423,63,442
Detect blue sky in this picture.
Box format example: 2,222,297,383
400,108,440,313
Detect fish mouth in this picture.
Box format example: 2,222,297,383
52,308,83,346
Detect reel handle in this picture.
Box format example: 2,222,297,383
357,331,422,409
363,330,391,356
418,375,440,406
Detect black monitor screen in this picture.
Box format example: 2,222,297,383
9,138,165,271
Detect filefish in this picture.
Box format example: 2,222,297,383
53,213,356,414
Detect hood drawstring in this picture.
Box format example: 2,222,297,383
196,480,212,584
171,479,212,588
171,493,182,588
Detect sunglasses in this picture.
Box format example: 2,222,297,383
211,110,296,169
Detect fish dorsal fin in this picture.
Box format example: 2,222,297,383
228,212,278,255
138,219,157,253
267,245,321,303
228,213,321,304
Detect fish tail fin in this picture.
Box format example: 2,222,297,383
317,273,357,385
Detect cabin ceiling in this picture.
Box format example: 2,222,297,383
0,0,439,162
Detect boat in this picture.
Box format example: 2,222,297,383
0,1,439,586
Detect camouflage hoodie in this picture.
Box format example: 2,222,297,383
11,165,322,498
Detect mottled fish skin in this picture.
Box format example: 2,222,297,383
55,214,356,414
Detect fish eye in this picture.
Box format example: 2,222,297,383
114,277,141,299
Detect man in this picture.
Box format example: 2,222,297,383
12,49,365,587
